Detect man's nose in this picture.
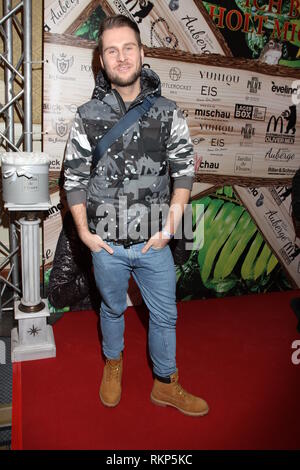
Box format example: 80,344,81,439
117,50,126,61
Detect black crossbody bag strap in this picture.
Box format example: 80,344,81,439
92,94,158,168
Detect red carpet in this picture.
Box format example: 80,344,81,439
12,290,300,450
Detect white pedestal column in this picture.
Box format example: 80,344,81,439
19,218,41,307
11,216,56,362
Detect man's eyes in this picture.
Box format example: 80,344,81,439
107,46,135,55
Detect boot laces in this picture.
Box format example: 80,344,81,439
106,360,121,381
174,382,187,397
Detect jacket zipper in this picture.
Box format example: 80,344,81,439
112,89,127,116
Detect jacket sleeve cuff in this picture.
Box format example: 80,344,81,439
172,176,194,191
66,190,87,207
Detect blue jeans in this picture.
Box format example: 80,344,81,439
91,242,177,378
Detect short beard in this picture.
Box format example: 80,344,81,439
104,59,142,88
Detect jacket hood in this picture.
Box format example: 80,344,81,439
92,66,161,101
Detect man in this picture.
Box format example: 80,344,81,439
64,15,209,417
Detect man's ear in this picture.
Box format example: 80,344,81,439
141,47,144,64
99,55,104,69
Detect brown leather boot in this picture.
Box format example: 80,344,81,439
99,353,123,407
151,370,209,417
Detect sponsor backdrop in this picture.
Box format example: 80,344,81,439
43,0,300,311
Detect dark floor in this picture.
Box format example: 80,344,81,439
0,335,12,448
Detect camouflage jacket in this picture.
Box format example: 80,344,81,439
63,67,194,241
